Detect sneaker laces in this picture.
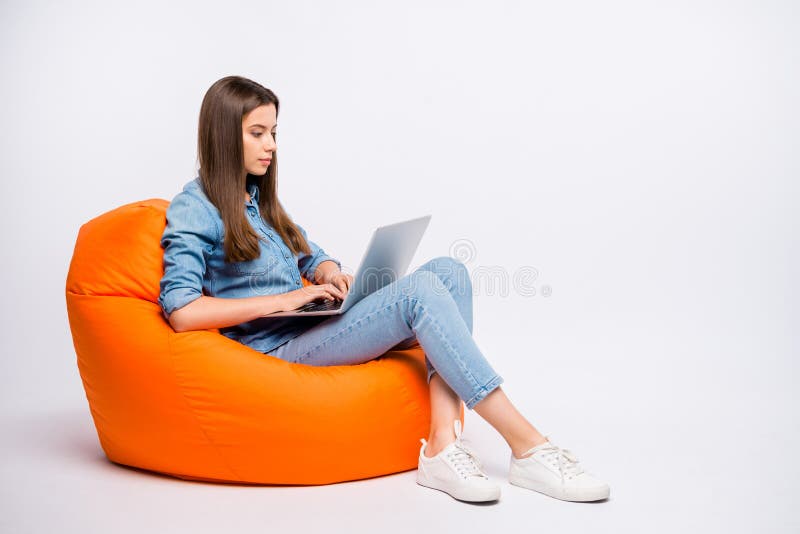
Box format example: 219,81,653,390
422,419,488,480
449,437,487,480
537,438,584,483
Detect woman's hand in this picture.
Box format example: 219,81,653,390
279,283,347,312
320,271,354,297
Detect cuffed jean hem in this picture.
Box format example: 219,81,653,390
464,374,504,410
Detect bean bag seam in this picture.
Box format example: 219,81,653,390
393,348,427,431
66,289,158,303
165,330,242,481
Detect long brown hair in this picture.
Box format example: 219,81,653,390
196,75,312,263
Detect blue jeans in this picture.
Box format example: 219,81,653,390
268,256,504,410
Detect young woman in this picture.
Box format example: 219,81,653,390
158,75,610,503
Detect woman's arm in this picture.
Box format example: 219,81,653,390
314,259,341,284
294,221,342,283
168,293,286,333
159,192,289,333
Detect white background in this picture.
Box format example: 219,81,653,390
1,1,797,532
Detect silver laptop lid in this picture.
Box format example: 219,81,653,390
338,214,432,313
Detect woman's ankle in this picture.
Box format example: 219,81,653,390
425,430,457,457
511,434,549,459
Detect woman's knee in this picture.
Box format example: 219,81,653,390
420,255,465,274
404,269,450,300
396,259,471,306
422,256,472,295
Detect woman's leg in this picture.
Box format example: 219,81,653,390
387,256,473,379
391,257,546,458
383,257,471,456
270,256,501,408
270,256,546,457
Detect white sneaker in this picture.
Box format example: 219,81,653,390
416,419,501,502
508,437,610,502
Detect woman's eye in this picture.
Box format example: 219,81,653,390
252,132,276,138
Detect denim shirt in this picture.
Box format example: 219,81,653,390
158,176,341,354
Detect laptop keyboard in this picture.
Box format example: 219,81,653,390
295,299,343,312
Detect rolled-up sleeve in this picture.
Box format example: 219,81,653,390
295,222,341,284
158,192,219,320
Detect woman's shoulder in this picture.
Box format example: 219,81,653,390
170,177,217,211
164,177,223,241
178,176,207,200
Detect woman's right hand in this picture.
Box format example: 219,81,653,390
278,283,347,312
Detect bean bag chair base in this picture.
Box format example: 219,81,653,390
66,199,464,485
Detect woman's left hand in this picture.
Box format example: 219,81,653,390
322,272,353,298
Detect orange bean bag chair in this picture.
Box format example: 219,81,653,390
65,198,464,485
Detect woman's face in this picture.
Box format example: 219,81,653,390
242,103,277,176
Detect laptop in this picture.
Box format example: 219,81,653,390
264,214,432,317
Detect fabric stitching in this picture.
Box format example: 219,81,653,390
165,326,241,481
410,295,483,393
294,299,406,363
185,189,222,253
465,375,504,410
293,292,485,403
